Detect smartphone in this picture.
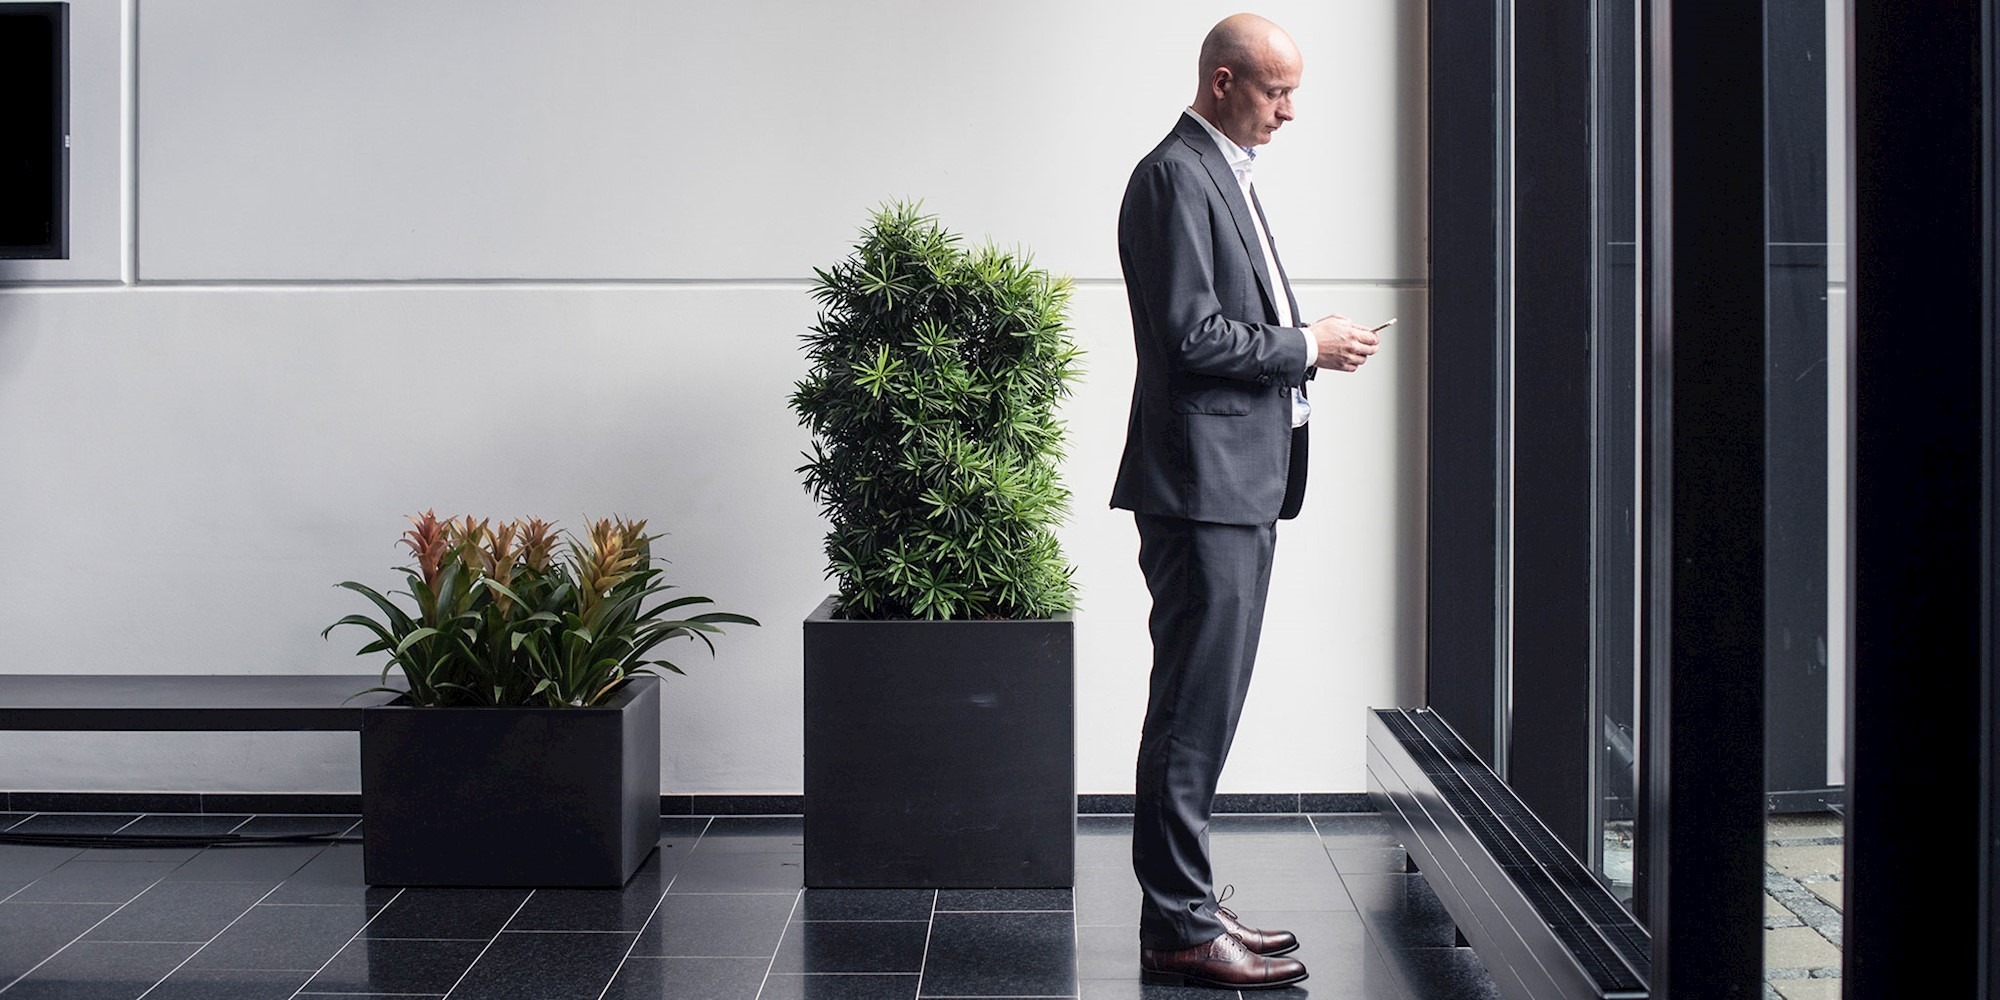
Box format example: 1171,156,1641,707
1370,318,1398,333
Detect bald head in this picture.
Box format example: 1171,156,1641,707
1191,14,1302,148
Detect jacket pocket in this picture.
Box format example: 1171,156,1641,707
1170,388,1253,416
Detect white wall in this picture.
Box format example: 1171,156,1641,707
0,0,1427,797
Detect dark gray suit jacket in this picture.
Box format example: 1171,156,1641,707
1110,113,1313,526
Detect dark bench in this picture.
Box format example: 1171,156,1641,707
0,674,397,731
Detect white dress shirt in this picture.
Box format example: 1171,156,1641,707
1183,109,1315,427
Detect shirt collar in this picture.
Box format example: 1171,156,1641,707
1184,108,1256,179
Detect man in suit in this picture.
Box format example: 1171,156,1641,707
1111,13,1380,990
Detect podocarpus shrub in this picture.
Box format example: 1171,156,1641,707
791,203,1082,620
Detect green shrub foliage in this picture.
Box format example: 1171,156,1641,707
791,203,1082,620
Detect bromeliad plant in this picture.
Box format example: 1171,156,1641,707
790,202,1082,620
326,511,757,707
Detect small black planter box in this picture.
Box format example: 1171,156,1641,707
804,596,1075,888
359,676,661,887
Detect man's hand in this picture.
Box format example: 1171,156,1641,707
1307,314,1381,372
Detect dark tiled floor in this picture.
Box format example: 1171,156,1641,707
0,812,1499,999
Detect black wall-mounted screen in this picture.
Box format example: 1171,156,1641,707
0,3,68,260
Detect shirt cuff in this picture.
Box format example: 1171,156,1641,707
1300,327,1317,368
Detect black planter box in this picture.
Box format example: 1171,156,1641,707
359,676,661,887
804,596,1075,888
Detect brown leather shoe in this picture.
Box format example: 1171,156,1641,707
1140,931,1309,990
1218,904,1300,956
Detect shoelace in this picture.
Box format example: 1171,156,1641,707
1215,883,1242,923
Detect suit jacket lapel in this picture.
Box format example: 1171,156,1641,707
1174,116,1283,324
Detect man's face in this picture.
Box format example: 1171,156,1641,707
1215,44,1302,148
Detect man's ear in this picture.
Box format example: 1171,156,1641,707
1210,67,1234,101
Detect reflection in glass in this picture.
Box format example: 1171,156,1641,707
1588,0,1641,907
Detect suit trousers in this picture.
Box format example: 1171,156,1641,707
1130,512,1278,949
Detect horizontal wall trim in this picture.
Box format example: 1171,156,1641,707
3,791,1376,817
0,277,1434,293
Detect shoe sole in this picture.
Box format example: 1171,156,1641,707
1140,968,1309,990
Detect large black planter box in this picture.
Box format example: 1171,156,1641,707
804,596,1075,888
359,676,660,887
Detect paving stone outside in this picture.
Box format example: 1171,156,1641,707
1768,845,1844,880
1765,926,1843,970
1773,976,1843,1000
1805,880,1842,909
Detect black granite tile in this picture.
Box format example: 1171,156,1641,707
140,967,315,1000
1079,794,1136,815
697,815,804,850
9,813,139,836
231,814,359,839
447,930,638,1000
0,940,199,1000
1326,847,1417,875
639,841,693,879
1385,946,1503,1000
632,892,796,957
670,850,805,892
0,811,30,830
1077,979,1239,1000
71,814,254,863
360,887,527,939
797,888,934,921
183,902,379,970
0,842,83,881
919,910,1077,997
601,955,771,999
659,816,711,841
105,814,251,837
164,844,326,883
304,935,489,993
1308,813,1403,847
202,794,360,815
698,795,805,815
0,902,121,982
1078,815,1134,837
1241,909,1406,1000
263,845,396,907
1301,794,1375,813
1213,814,1315,836
84,881,271,942
759,972,922,1000
936,887,1073,911
1342,873,1458,949
1077,839,1132,869
13,792,199,815
1077,923,1141,981
1075,868,1140,927
511,874,669,931
1205,865,1355,913
11,859,179,903
768,919,929,973
1211,837,1347,873
1213,793,1302,814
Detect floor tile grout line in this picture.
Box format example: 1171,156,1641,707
268,885,409,1000
911,888,940,999
428,888,530,1000
0,859,184,993
749,885,804,1000
589,867,679,1000
122,874,296,999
